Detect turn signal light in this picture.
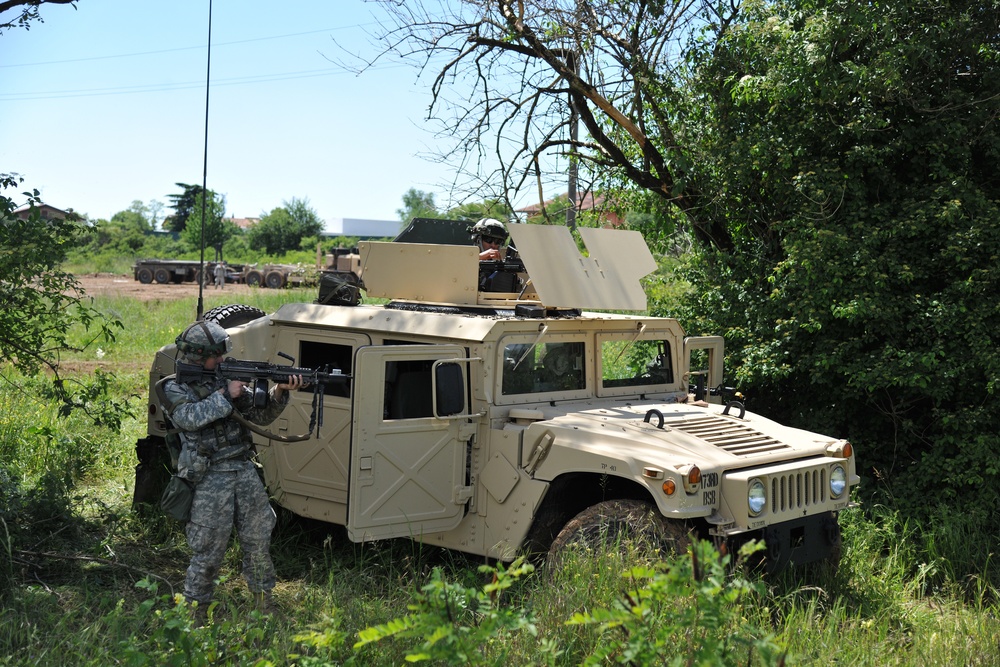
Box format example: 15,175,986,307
676,464,701,494
826,440,853,458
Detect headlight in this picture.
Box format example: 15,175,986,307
748,478,766,516
830,465,847,498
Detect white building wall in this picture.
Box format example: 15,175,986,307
322,218,401,238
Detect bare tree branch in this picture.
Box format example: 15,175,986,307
0,0,76,32
347,0,739,248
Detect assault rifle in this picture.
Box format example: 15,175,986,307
174,352,349,441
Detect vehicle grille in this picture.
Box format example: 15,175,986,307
670,415,789,456
770,468,828,513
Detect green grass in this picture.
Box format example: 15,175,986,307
1,286,999,666
61,288,314,373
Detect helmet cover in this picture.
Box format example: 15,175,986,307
175,321,231,362
470,218,508,244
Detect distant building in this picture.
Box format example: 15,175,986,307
12,203,71,221
321,218,401,238
224,217,260,230
517,192,623,227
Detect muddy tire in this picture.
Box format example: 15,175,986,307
203,304,267,328
547,499,690,566
136,267,154,284
154,268,171,284
265,270,286,289
245,270,264,286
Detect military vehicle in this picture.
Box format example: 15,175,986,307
133,221,858,570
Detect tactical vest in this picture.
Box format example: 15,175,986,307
156,376,253,468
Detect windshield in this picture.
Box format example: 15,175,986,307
600,338,674,392
501,341,586,395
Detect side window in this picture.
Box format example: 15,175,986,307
501,341,585,395
298,341,353,398
601,339,673,389
384,359,434,420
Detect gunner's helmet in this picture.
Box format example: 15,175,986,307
470,218,508,247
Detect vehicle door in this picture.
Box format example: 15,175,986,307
348,344,472,541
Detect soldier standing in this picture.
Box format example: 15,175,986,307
162,321,304,617
213,261,226,289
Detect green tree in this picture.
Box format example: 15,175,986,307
247,197,322,255
396,188,441,223
164,183,205,233
369,0,1000,515
0,173,124,422
670,0,1000,513
181,190,233,257
147,198,164,231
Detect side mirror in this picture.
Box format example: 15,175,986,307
434,363,465,416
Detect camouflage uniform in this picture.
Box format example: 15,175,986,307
163,365,289,605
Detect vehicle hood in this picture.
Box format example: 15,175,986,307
518,399,839,473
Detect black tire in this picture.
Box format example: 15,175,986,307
136,267,153,284
203,304,267,328
265,270,286,289
547,499,691,566
154,268,171,284
245,270,263,286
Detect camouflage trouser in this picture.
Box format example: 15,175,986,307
183,460,276,604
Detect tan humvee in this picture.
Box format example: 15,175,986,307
134,222,858,570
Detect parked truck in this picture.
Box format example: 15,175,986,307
133,255,355,289
132,259,244,285
132,222,858,570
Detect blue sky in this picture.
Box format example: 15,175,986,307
1,0,463,225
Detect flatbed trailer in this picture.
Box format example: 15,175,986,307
132,259,243,285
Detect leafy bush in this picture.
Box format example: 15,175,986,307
352,558,541,665
344,543,784,666
670,0,1000,518
566,540,782,666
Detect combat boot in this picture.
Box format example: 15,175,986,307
189,601,208,627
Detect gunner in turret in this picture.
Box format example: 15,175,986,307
470,218,523,292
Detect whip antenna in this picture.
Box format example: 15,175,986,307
197,0,213,320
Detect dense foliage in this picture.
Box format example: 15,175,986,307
0,174,126,425
247,197,324,254
665,0,1000,513
163,182,207,233
181,190,233,257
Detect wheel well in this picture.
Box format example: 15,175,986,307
523,472,655,555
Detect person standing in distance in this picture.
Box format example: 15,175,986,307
213,261,226,289
163,321,304,616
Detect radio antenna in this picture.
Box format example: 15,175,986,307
197,0,214,320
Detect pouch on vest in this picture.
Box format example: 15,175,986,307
154,376,184,468
160,474,194,522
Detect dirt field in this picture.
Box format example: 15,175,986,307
75,273,267,301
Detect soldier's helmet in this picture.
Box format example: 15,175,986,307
175,321,231,363
470,218,508,246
